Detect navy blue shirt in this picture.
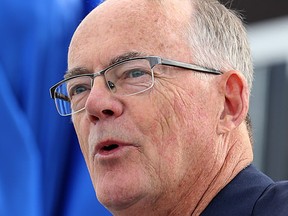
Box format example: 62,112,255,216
202,165,288,216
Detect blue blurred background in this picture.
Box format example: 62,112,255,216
0,0,287,215
0,0,111,215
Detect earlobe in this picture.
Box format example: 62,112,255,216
217,71,249,134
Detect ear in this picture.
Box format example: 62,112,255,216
217,71,249,134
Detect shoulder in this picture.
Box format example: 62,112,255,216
202,165,274,216
252,181,288,216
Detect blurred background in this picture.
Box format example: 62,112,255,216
0,0,287,215
0,0,111,215
220,0,288,181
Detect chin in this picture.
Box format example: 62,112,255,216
96,183,145,211
93,168,152,212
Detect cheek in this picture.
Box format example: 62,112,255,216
148,86,199,137
130,90,183,145
145,84,218,164
130,88,199,168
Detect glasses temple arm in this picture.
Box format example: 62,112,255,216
54,92,71,102
160,58,222,75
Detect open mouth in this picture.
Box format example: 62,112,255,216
95,141,133,157
101,144,119,152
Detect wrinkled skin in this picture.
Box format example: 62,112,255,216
68,0,253,215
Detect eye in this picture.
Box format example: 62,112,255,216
128,70,145,78
124,69,148,79
69,84,90,97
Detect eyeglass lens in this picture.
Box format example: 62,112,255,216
53,59,154,115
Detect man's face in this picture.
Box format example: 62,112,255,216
68,0,222,212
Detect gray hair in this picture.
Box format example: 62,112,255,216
100,0,254,92
187,0,254,92
187,0,254,142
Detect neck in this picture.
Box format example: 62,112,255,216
191,123,253,215
112,124,253,216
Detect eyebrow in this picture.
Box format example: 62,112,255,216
109,51,144,65
65,51,146,79
64,67,91,79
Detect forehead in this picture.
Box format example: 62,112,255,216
68,0,193,70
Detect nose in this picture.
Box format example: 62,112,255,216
84,78,123,123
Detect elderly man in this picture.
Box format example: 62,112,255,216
50,0,288,215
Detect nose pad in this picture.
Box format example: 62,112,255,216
107,81,116,93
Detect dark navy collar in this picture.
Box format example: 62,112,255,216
201,165,273,216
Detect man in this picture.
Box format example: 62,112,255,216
50,0,288,215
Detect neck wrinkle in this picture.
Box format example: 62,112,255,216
191,128,253,215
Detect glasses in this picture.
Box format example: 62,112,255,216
50,56,222,116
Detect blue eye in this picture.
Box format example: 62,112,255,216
70,85,90,97
75,86,88,94
126,69,146,78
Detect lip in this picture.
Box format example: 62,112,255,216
93,139,135,159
